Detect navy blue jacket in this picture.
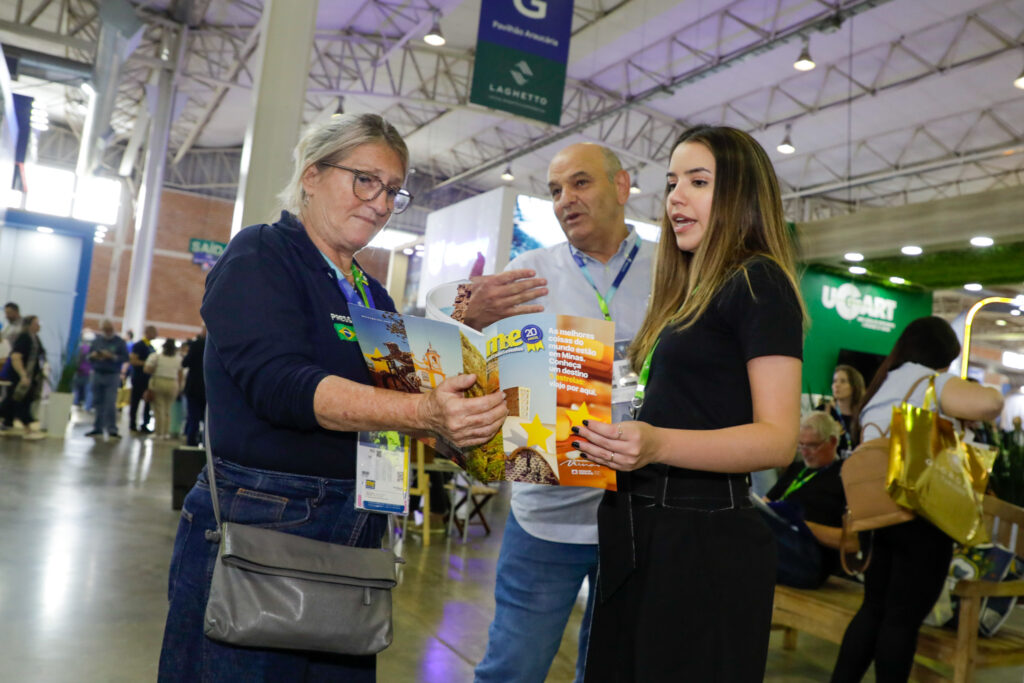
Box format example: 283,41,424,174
202,212,396,479
89,334,129,374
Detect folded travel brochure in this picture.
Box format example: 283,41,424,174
348,305,618,490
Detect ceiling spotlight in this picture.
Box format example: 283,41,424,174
1012,309,1022,316
964,283,983,292
629,181,641,195
777,124,795,154
94,236,104,243
402,248,414,256
996,319,1008,326
889,276,905,285
844,252,864,262
500,166,514,182
793,41,816,71
423,12,445,46
970,236,994,247
901,245,922,256
849,266,867,275
36,226,54,234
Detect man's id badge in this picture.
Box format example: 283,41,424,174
356,430,409,514
612,339,637,423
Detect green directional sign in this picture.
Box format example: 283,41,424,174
189,238,227,271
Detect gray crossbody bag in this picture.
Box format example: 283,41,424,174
201,421,400,655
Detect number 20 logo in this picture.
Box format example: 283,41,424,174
513,0,547,20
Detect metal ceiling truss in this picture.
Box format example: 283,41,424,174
427,0,895,194
4,0,1022,225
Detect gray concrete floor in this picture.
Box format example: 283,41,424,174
2,407,1024,682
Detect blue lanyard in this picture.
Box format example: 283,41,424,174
336,263,376,309
571,234,641,322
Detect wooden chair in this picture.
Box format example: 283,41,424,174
450,475,499,542
401,440,460,548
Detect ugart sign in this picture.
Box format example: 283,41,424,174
821,282,898,332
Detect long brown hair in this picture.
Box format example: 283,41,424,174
629,125,806,371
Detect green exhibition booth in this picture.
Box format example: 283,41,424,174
799,267,933,397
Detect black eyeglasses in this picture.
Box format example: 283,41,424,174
318,162,414,214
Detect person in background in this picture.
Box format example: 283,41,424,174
573,125,805,681
128,325,157,434
0,315,47,440
72,334,94,411
830,316,1003,683
180,325,206,447
762,411,846,589
2,302,23,349
86,319,129,439
145,338,183,439
158,113,506,682
466,142,656,683
818,364,865,457
0,302,23,399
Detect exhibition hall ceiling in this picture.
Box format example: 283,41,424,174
1,0,1022,352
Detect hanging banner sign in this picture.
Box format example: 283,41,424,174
189,238,226,271
469,0,574,125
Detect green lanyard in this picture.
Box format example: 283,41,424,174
629,340,659,418
780,466,819,501
338,263,375,309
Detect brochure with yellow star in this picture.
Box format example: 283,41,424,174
349,305,617,490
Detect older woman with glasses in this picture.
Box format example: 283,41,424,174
158,113,506,682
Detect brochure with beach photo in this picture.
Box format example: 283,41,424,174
347,305,618,490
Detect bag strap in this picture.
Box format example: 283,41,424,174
839,511,872,575
200,406,399,556
203,407,224,540
902,373,935,405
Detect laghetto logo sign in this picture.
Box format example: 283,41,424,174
469,1,574,125
821,282,898,332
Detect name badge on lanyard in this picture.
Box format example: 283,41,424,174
356,430,410,514
338,263,407,512
572,235,640,421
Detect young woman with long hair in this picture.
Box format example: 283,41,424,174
573,125,806,681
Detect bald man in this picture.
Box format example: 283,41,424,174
86,319,129,438
468,143,656,683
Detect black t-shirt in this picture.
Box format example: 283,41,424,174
12,332,45,376
767,459,846,528
130,339,154,382
637,258,804,434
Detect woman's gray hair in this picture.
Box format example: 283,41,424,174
277,113,409,215
802,411,841,442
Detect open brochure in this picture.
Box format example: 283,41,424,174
348,304,618,490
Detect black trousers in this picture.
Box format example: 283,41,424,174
129,377,151,429
0,379,38,426
585,504,776,682
830,518,953,683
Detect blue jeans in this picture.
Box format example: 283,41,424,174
72,373,92,409
158,458,388,682
475,511,597,683
759,508,828,588
91,372,121,433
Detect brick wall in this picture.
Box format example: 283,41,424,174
83,191,394,339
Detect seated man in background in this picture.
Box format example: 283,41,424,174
761,411,847,588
